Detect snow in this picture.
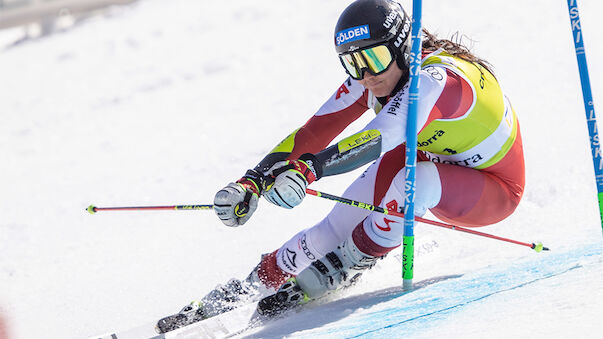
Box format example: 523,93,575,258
0,0,602,338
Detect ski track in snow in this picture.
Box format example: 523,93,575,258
242,241,603,338
1,0,603,338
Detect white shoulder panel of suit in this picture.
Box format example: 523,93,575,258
314,78,367,117
361,68,447,153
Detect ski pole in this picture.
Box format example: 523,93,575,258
87,202,252,217
305,188,549,252
86,204,213,214
87,190,549,252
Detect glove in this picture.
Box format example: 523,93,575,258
264,153,322,209
213,170,263,227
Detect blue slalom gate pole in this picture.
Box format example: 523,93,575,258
567,0,603,233
402,0,422,290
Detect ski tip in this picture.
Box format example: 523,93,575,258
87,205,97,214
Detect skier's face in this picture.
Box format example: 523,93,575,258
358,62,404,97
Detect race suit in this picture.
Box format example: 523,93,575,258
253,49,525,285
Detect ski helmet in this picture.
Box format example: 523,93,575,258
334,0,412,72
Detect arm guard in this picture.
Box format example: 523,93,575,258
315,129,382,177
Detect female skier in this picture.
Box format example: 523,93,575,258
157,0,524,331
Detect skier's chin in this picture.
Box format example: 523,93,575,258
359,64,403,97
365,81,390,97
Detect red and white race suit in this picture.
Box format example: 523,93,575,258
254,50,525,283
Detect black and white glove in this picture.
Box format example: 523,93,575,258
213,170,263,227
264,153,322,209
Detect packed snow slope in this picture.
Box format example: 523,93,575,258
1,0,602,338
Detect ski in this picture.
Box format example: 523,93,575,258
93,291,306,339
155,302,260,339
93,321,160,339
93,302,269,339
154,291,302,338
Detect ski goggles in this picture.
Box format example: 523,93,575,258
338,44,395,80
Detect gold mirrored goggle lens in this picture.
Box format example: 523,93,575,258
339,45,394,80
361,45,393,73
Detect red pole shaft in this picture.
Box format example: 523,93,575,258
87,204,213,214
93,206,178,212
305,188,545,250
413,215,534,248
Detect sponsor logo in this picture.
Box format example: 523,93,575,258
336,24,370,46
335,83,350,100
281,248,297,271
424,152,484,167
424,66,444,81
418,130,445,147
375,217,396,232
393,19,411,48
339,130,380,153
302,159,317,178
300,234,315,260
386,94,404,115
360,166,370,179
383,12,397,29
385,199,399,212
569,5,582,44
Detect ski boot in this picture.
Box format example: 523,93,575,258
256,235,381,317
156,276,261,333
156,300,205,333
256,278,309,317
156,250,291,333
